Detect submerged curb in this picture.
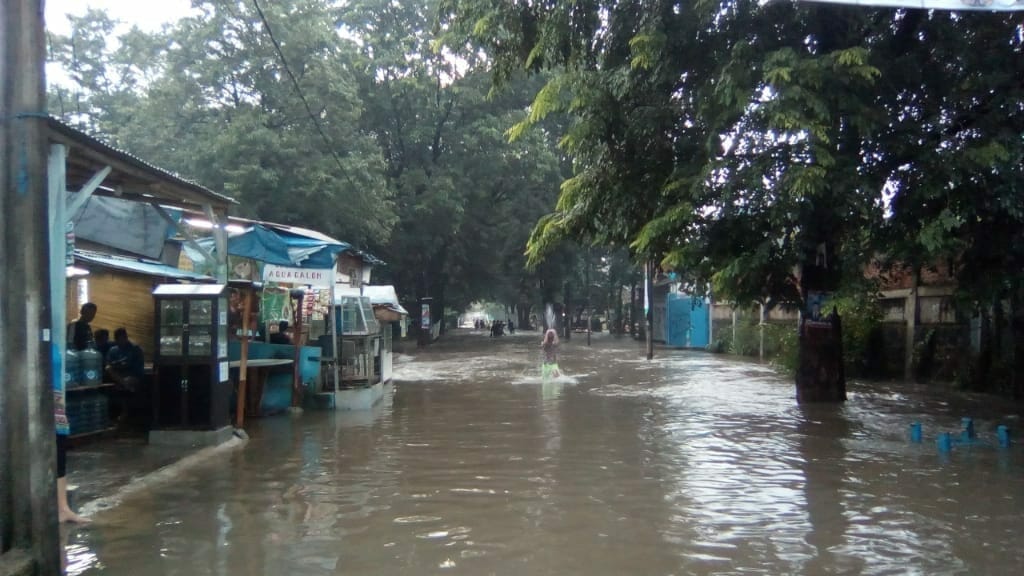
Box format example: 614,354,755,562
78,436,248,517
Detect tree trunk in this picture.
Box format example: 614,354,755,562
615,285,624,335
629,280,638,338
795,239,845,402
1011,290,1024,398
973,306,993,390
796,310,847,403
759,302,766,362
435,281,446,336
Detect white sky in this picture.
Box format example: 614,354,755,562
45,0,194,35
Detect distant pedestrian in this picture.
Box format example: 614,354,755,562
541,329,561,379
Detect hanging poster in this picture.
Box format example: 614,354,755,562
421,303,431,329
229,256,259,282
806,291,832,322
261,289,291,327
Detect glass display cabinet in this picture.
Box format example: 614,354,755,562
333,295,381,386
152,284,231,430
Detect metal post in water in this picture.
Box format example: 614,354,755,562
586,247,591,346
290,288,305,408
909,422,922,443
937,432,953,454
997,425,1011,449
961,417,975,442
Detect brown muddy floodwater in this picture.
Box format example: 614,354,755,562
65,331,1024,575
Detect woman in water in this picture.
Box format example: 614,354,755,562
541,329,561,379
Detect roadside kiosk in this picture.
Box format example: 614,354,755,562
151,284,232,440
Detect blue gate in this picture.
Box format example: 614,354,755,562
666,294,710,348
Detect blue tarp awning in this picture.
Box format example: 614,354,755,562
203,224,351,269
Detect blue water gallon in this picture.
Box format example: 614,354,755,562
64,349,81,389
80,348,103,387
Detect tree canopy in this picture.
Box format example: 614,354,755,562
49,0,1024,351
440,1,1024,310
47,0,575,325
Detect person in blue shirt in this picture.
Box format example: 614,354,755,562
107,328,144,429
107,328,144,390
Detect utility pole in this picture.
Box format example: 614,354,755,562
645,261,654,360
1,0,61,574
586,247,591,346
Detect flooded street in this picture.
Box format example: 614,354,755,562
67,331,1024,575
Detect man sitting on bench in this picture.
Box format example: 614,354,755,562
106,328,144,426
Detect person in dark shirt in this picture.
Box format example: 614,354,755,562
94,329,112,359
107,328,144,390
270,320,292,345
58,303,97,524
68,302,97,351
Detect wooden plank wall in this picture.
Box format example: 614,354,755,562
66,271,158,359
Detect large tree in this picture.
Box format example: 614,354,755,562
342,0,567,329
442,1,1024,393
49,0,395,247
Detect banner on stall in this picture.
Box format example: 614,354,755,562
796,0,1024,10
263,264,332,286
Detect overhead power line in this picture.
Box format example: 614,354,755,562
250,0,357,188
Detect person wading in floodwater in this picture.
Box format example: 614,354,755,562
541,329,561,379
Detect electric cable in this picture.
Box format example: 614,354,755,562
250,0,358,189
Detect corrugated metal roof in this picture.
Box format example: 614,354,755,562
153,284,227,296
75,250,216,282
362,285,408,315
331,286,408,315
47,116,237,208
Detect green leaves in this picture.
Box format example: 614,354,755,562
49,0,1024,321
48,0,396,248
628,31,666,71
508,75,565,141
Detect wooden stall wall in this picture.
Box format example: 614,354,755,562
66,271,158,359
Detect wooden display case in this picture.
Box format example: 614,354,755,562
152,284,231,430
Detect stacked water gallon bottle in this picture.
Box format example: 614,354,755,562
65,347,110,436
